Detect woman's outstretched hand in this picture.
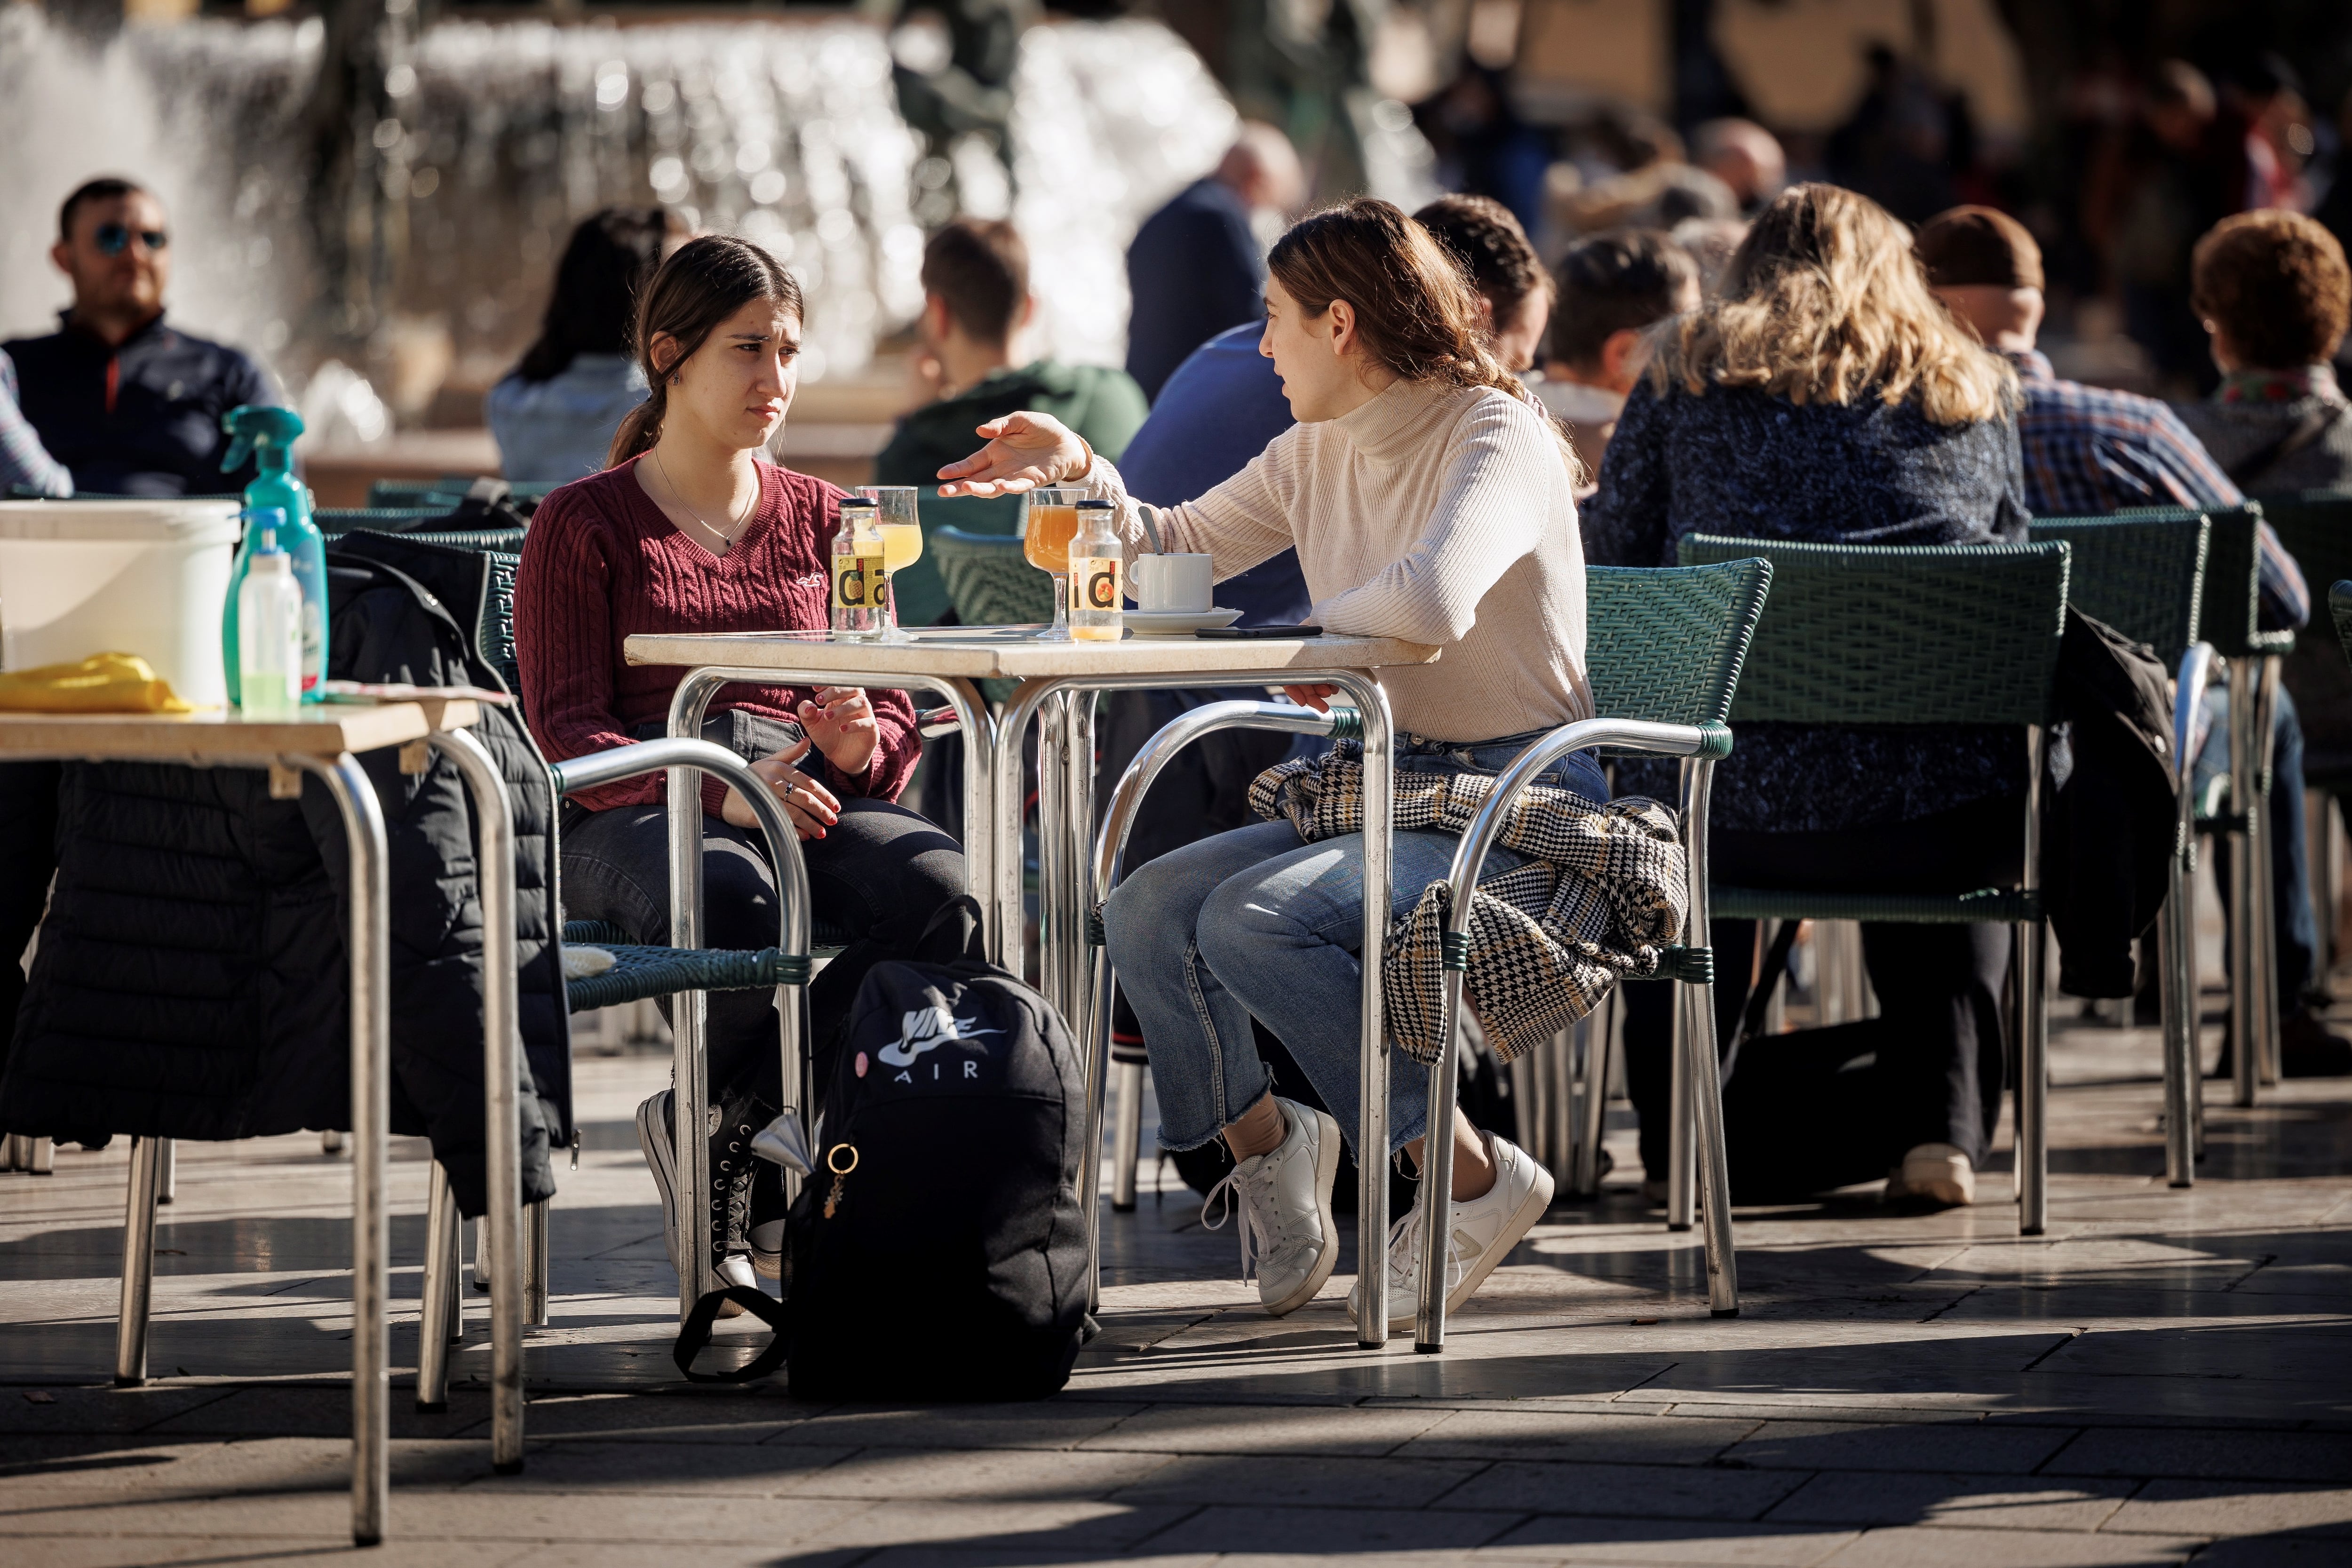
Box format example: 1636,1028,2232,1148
798,685,879,781
934,410,1090,497
722,735,842,841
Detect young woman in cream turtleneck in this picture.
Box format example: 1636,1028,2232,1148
937,198,1589,1326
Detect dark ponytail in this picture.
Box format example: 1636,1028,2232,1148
605,234,804,469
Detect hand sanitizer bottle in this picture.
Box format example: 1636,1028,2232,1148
236,523,304,718
1069,500,1123,642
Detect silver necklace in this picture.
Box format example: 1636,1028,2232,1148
654,446,751,548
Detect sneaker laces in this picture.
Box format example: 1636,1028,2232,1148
1201,1154,1301,1287
1382,1194,1471,1296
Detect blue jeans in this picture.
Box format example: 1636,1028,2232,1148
1100,730,1609,1158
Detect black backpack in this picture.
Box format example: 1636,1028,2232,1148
785,958,1093,1400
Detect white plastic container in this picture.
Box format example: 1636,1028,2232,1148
0,500,243,708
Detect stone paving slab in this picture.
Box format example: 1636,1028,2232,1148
3,1006,2349,1568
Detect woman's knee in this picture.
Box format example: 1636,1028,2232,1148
1101,851,1200,970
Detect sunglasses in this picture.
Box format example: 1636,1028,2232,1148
93,223,168,257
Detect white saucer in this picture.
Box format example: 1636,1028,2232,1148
1124,607,1243,636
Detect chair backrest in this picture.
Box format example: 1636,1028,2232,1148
480,548,523,702
931,525,1054,626
1676,535,2070,726
2332,581,2352,671
315,505,460,536
2106,501,2290,657
1584,560,1772,726
366,478,561,509
2252,490,2352,661
2027,512,2207,663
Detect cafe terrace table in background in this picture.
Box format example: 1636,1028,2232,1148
622,628,1440,1345
0,700,527,1547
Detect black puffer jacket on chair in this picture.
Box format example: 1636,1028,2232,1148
0,533,569,1216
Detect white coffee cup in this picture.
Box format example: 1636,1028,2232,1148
1130,552,1214,613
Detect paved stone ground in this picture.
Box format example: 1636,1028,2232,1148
3,993,2348,1568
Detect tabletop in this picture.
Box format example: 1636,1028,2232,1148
0,700,477,764
623,629,1442,680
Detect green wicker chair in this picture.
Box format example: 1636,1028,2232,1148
2026,513,2211,1186
366,478,559,510
932,525,1055,627
2097,503,2291,1106
315,506,462,535
2257,490,2352,796
1677,534,2070,1235
1583,561,1773,1251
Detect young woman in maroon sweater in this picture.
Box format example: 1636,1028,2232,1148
516,236,979,1294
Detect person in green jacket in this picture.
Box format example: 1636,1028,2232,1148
873,218,1148,626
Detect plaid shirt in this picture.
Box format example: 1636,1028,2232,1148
2011,350,2307,631
0,349,71,498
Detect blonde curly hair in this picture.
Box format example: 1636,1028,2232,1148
1648,183,2015,427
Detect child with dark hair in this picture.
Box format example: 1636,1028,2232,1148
487,207,684,483
1412,193,1552,371
1537,229,1700,478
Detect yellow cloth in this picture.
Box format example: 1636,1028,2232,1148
0,653,193,714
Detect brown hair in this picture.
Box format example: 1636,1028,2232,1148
1649,183,2014,426
606,235,803,468
2191,209,2352,369
921,218,1028,343
1550,228,1698,369
1268,199,1572,467
1412,193,1550,342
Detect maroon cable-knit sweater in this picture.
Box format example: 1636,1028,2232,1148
516,456,920,816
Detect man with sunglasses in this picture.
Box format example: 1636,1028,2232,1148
4,177,278,497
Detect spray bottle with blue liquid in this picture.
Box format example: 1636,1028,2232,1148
219,405,327,705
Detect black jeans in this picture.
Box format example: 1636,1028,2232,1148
1621,793,2022,1188
560,796,981,1111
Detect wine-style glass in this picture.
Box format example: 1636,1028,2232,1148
859,486,922,644
1022,487,1088,641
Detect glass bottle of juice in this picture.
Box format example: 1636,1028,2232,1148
1068,499,1123,643
830,497,884,638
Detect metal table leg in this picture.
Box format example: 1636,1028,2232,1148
155,1137,175,1205
429,728,525,1468
2161,645,2214,1188
2252,657,2283,1088
293,752,391,1550
2228,658,2262,1108
416,1163,460,1411
113,1135,163,1386
2018,726,2051,1237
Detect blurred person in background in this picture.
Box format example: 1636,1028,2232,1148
1413,194,1552,372
1416,64,1553,238
0,349,71,497
2173,208,2352,1077
488,207,683,486
1584,183,2030,1211
1124,124,1304,402
874,217,1148,629
2176,210,2352,494
1922,205,2345,1075
1538,229,1699,479
1693,119,1786,216
1671,216,1749,294
4,177,276,497
2093,62,2240,394
1826,43,1967,223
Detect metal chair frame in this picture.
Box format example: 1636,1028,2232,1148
1679,535,2069,1234
2026,513,2213,1186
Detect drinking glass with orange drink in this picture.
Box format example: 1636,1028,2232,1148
1022,487,1087,640
858,486,923,643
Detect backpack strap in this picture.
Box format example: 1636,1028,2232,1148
671,1288,789,1383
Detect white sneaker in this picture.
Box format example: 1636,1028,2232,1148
1200,1097,1342,1316
1885,1142,1974,1208
1351,1130,1554,1329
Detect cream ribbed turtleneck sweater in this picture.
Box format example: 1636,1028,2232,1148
1083,376,1591,743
